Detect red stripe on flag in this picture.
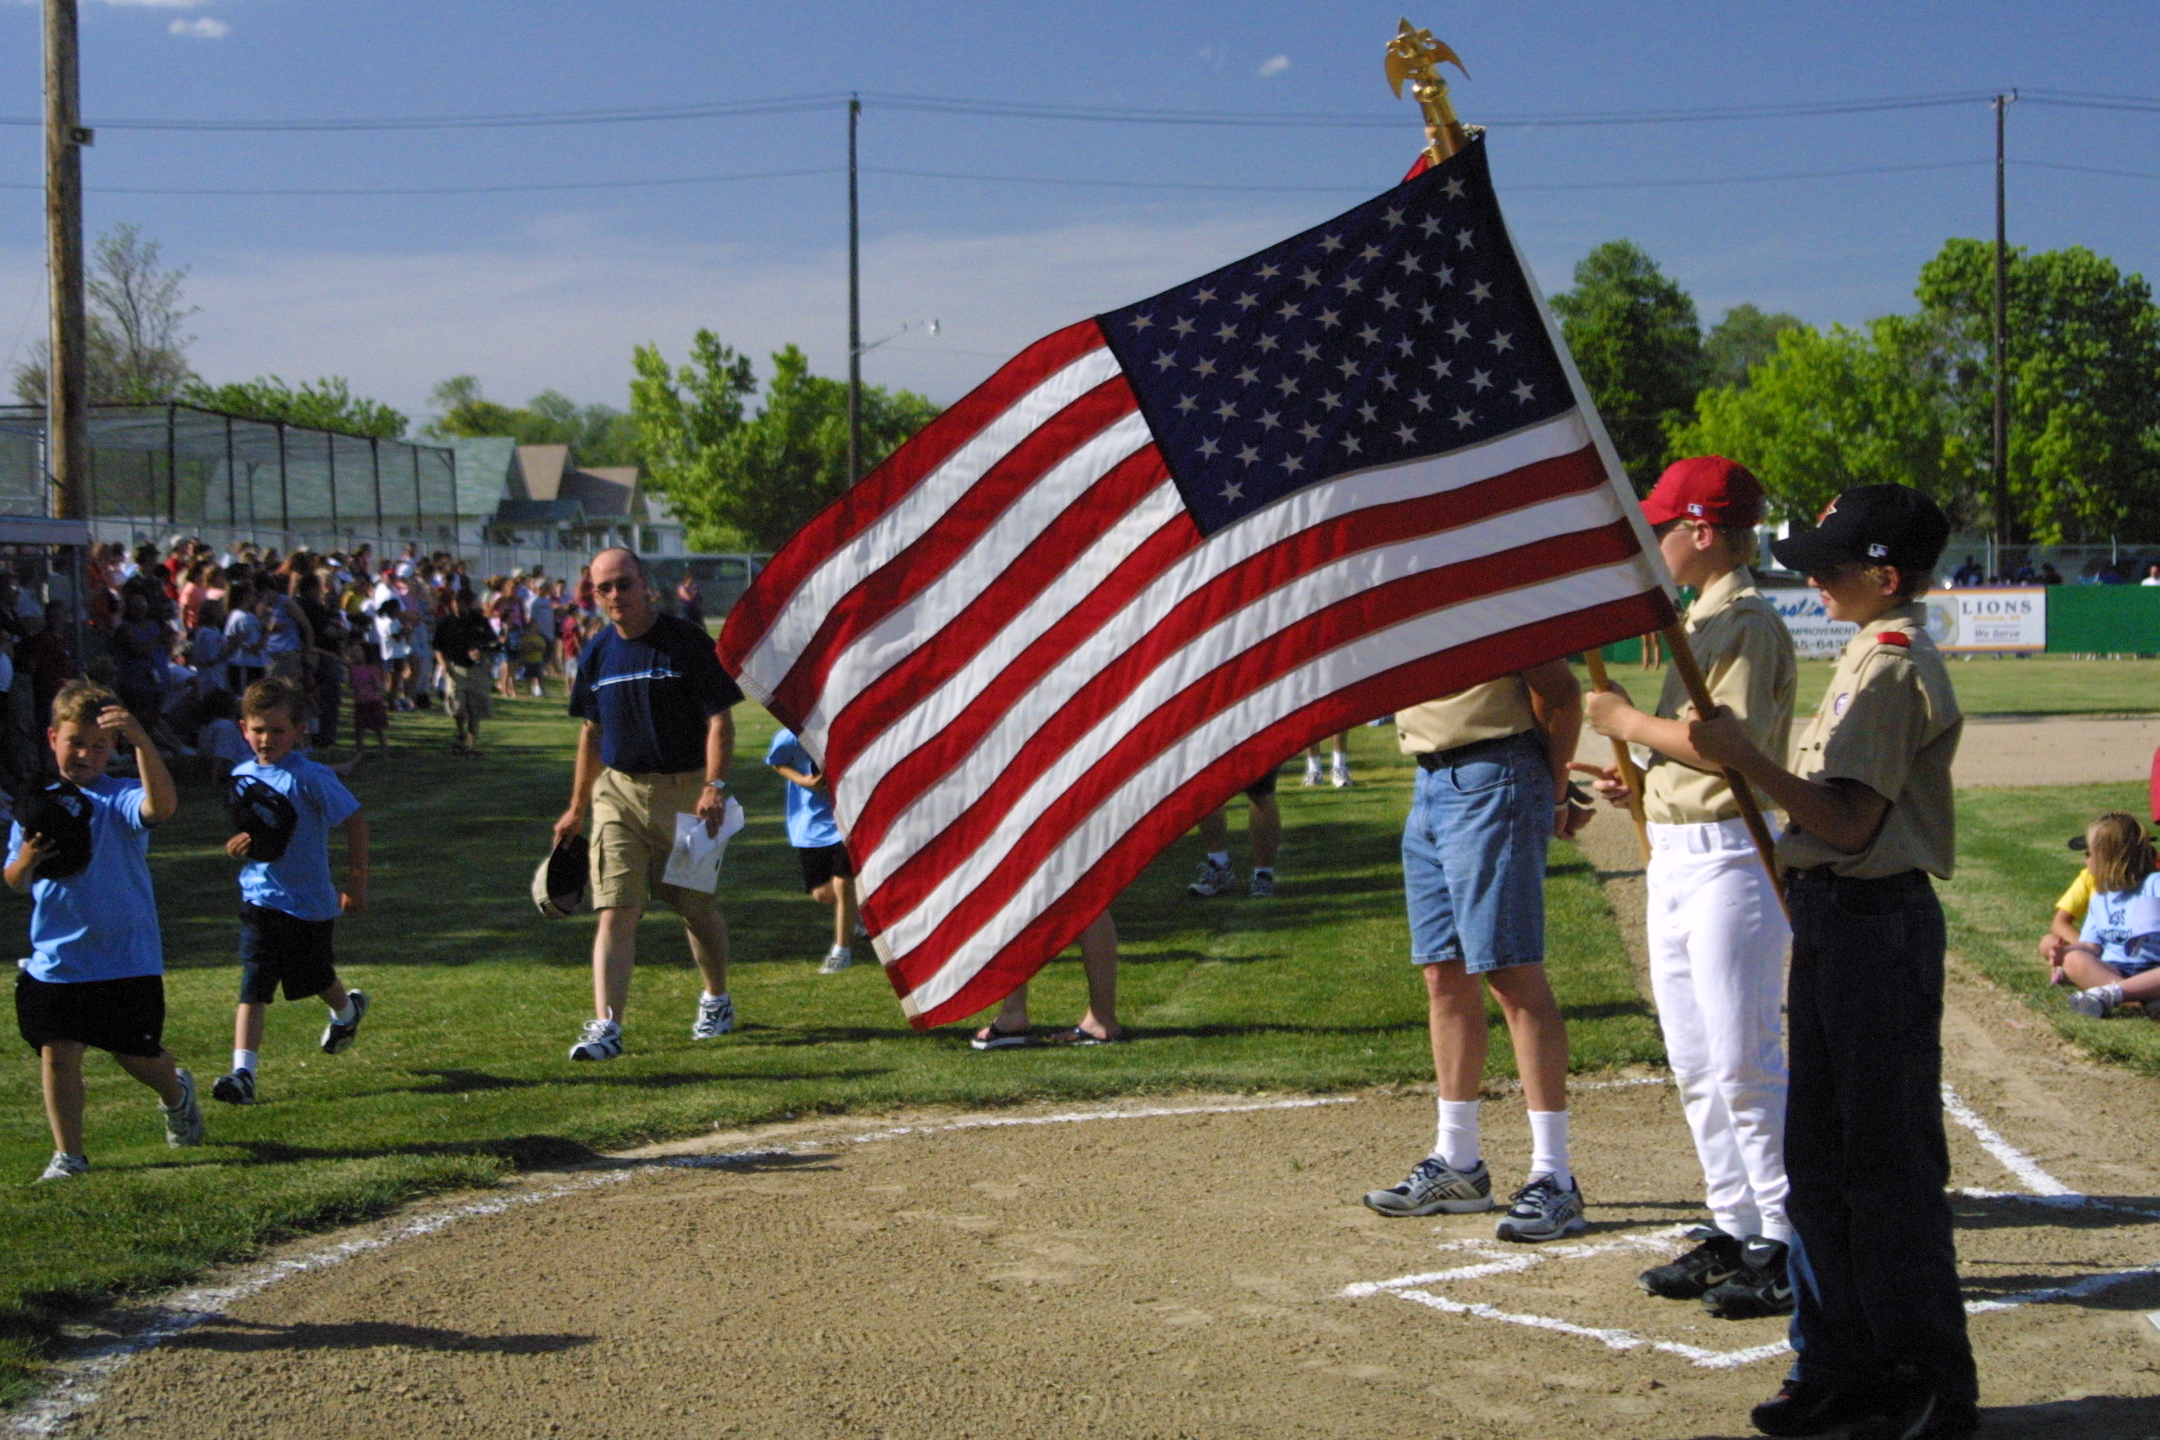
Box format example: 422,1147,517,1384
767,376,1142,726
903,586,1676,1027
881,518,1645,974
841,510,1205,870
850,444,1605,887
719,318,1109,675
820,445,1173,779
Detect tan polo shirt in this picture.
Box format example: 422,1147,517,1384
1396,675,1536,756
1643,567,1797,826
1776,602,1962,879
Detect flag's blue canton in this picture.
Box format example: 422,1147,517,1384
1099,138,1572,537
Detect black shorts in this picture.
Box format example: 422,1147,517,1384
17,971,166,1057
238,903,339,1004
797,842,855,893
1243,765,1279,801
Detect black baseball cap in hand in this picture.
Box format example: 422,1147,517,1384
16,782,93,880
1770,484,1951,579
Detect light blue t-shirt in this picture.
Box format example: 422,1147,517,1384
765,729,841,850
2081,871,2160,977
9,777,161,983
234,754,362,922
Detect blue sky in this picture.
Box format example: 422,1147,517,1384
1,0,2156,425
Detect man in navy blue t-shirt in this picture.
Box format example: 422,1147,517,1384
554,547,744,1061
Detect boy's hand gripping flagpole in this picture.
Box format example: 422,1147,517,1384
1388,18,1787,913
1581,647,1651,864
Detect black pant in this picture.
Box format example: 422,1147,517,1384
1784,867,1976,1405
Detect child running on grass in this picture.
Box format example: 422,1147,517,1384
211,678,371,1106
766,727,858,973
7,681,203,1180
2063,812,2160,1018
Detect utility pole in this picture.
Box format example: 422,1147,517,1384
846,93,863,485
1991,91,2015,554
44,0,91,521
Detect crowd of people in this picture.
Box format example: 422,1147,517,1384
1945,551,2160,587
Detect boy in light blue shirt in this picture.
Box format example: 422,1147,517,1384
7,681,203,1180
766,728,856,974
211,678,371,1106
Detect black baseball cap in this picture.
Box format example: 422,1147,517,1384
532,834,589,920
1770,484,1951,578
16,782,93,881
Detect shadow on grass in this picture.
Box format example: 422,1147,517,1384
168,1317,592,1356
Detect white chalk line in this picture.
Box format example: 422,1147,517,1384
4,1094,1355,1439
1344,1082,2160,1369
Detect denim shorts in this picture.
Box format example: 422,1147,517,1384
1401,730,1551,974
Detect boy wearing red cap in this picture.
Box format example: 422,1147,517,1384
1585,456,1798,1319
1692,484,1974,1440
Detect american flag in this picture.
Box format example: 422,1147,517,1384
719,136,1677,1029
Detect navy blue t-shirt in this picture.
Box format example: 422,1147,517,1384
567,613,742,774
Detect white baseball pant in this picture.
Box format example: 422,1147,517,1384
1647,817,1793,1244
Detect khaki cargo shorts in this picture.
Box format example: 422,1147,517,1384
590,767,716,914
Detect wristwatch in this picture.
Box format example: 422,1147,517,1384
705,779,727,790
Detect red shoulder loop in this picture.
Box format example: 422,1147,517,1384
1877,631,1911,647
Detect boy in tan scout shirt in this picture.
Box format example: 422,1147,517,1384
1692,484,1975,1440
1585,458,1799,1320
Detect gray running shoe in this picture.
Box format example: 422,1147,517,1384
37,1151,89,1182
690,993,735,1040
160,1067,205,1147
818,948,854,975
1187,860,1236,897
1362,1155,1494,1216
1639,1225,1744,1299
320,990,370,1054
211,1069,257,1105
1248,870,1275,899
2070,987,2117,1019
1495,1174,1587,1242
1702,1237,1795,1319
570,1016,624,1061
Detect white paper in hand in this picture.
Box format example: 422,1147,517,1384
663,796,743,894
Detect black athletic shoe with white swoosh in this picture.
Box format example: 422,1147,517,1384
1702,1237,1795,1319
1638,1226,1744,1299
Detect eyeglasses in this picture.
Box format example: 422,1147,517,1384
593,579,641,595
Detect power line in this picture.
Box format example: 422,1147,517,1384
0,166,842,197
0,87,2014,136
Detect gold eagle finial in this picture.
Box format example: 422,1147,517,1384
1385,19,1471,166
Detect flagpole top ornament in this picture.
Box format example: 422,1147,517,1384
1385,18,1472,166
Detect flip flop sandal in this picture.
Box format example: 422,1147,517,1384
970,1022,1033,1051
1047,1026,1124,1047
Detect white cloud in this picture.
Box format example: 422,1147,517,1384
168,15,228,37
1256,54,1291,79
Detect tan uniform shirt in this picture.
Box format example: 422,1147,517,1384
1396,676,1536,756
1776,602,1962,879
1643,567,1797,826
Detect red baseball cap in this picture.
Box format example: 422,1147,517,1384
1641,456,1765,528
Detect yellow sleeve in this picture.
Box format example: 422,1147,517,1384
2056,868,2096,924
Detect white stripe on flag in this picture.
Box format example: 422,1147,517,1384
864,482,1634,924
741,344,1122,697
894,557,1658,1014
797,409,1156,745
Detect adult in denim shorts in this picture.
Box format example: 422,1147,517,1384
1361,663,1590,1243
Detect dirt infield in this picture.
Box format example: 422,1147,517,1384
19,721,2160,1439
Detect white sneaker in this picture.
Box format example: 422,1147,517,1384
1187,861,1237,897
2070,987,2118,1019
1302,758,1323,786
1331,763,1353,788
691,993,736,1039
569,1015,624,1061
38,1151,90,1182
818,948,854,975
161,1068,205,1147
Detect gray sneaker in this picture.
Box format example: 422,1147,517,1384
37,1151,89,1182
569,1016,624,1061
1248,870,1275,899
1187,861,1236,897
2070,987,2117,1019
1495,1174,1587,1243
690,993,735,1039
320,990,370,1055
818,947,854,975
1362,1155,1495,1216
160,1068,205,1147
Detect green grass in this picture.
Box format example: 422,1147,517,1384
1589,653,2157,717
1937,781,2160,1075
0,701,1659,1404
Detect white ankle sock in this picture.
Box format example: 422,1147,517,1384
1435,1098,1481,1173
1207,851,1230,870
701,991,727,1005
329,998,357,1026
233,1048,258,1074
1527,1109,1571,1189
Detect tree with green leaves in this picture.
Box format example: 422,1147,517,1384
631,334,940,551
425,377,641,465
185,375,407,438
1550,240,1704,489
1908,239,2160,543
1667,320,1956,527
10,223,197,405
1702,303,1806,390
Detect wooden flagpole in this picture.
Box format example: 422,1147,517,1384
1582,648,1651,864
